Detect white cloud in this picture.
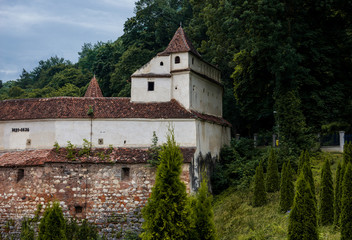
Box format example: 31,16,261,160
0,0,136,81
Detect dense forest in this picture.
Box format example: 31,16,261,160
1,0,351,139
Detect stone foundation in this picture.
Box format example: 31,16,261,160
0,162,191,239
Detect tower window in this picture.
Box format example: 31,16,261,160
122,167,130,181
160,61,164,66
175,56,180,64
148,82,155,91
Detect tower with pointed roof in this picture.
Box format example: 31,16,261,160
84,75,103,98
131,27,223,117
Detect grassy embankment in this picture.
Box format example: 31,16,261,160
213,151,342,240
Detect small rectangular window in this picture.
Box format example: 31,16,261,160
26,139,31,146
17,169,24,182
122,167,130,181
148,82,154,91
98,138,104,145
75,205,83,214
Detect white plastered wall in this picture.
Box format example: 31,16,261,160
0,119,197,151
132,56,170,75
188,53,221,82
171,72,191,109
0,120,56,150
131,77,172,102
170,52,189,71
195,120,231,158
190,73,223,117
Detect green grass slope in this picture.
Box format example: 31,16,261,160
213,152,342,240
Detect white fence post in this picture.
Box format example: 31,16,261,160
340,131,345,150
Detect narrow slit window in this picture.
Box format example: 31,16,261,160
122,167,130,181
17,169,24,182
175,56,180,64
75,206,83,214
148,82,155,91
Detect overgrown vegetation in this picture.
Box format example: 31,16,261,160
213,151,343,240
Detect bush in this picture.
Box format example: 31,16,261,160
38,202,66,240
20,218,35,240
211,138,264,194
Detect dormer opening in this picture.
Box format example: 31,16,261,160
175,56,180,64
148,82,155,91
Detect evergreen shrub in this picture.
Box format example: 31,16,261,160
340,163,352,240
318,158,334,225
253,163,266,207
141,128,192,239
193,176,218,240
266,148,279,192
279,161,294,212
288,172,318,240
38,202,66,240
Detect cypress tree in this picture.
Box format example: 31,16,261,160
279,161,294,212
266,148,280,192
343,142,352,164
253,163,266,207
302,159,315,197
141,129,192,240
38,202,66,240
334,161,342,226
288,172,318,240
340,163,352,240
298,150,305,173
319,158,334,225
193,176,218,240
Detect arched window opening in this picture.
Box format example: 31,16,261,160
175,56,180,64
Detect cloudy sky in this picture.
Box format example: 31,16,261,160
0,0,136,82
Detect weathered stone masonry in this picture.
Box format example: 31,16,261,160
0,148,193,238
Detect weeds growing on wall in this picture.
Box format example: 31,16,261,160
66,141,76,160
147,131,161,167
78,139,92,157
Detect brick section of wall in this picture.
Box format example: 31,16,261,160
0,162,191,239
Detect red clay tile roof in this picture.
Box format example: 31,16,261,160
0,147,196,167
158,27,200,57
0,97,231,127
84,76,103,97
